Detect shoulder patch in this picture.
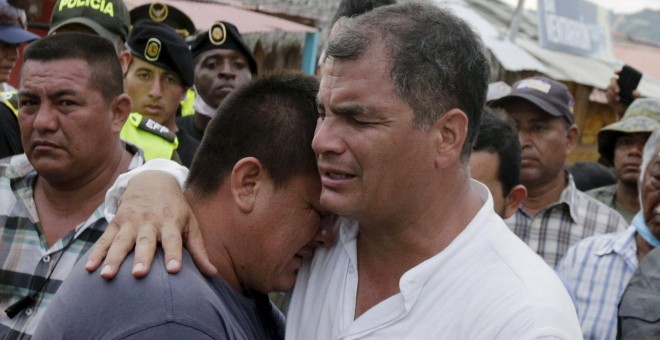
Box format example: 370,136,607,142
134,115,177,143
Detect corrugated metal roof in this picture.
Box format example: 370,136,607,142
124,0,317,33
433,0,660,98
433,0,547,72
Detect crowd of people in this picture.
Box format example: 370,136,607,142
1,0,660,339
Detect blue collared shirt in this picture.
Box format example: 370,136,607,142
556,225,638,340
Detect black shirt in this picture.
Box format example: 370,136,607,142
175,129,200,167
0,103,22,159
176,115,204,142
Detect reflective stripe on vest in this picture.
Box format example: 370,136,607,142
120,112,179,161
1,91,18,116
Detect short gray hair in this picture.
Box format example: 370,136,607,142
325,2,490,161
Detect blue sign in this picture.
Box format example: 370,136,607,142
538,0,614,61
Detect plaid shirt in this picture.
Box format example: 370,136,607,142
586,184,637,224
0,148,143,339
556,226,638,340
505,173,628,268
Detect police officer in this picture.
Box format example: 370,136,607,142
129,2,196,39
177,21,257,141
0,0,39,158
49,0,182,163
122,21,198,166
129,2,196,116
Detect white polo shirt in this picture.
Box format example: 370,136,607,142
285,181,582,339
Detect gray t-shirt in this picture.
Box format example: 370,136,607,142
33,248,284,340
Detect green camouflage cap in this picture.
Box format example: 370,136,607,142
598,98,660,164
49,0,130,43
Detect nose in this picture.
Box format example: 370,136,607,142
517,129,532,148
218,60,236,79
313,214,338,249
148,79,163,98
631,139,646,155
312,116,344,156
32,103,59,133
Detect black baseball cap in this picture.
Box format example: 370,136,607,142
491,76,575,125
190,21,257,74
49,0,130,43
126,21,194,87
129,2,195,38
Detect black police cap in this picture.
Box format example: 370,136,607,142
129,2,195,38
126,21,194,87
190,21,257,74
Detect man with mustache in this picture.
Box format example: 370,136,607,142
490,76,628,268
587,98,660,223
0,33,143,339
177,21,256,142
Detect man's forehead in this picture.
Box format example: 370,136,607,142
22,58,89,76
20,59,91,89
505,103,558,122
132,58,187,91
131,56,174,75
619,131,652,140
195,48,249,66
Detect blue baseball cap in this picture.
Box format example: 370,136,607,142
0,0,39,44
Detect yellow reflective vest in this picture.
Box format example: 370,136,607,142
180,89,195,117
120,112,179,161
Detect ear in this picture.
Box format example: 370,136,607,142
230,157,267,213
502,184,527,219
118,50,131,74
111,94,132,134
565,124,579,155
433,108,469,169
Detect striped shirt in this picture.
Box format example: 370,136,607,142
505,173,628,268
556,226,638,340
0,148,143,339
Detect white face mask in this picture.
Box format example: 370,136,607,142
193,87,218,118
